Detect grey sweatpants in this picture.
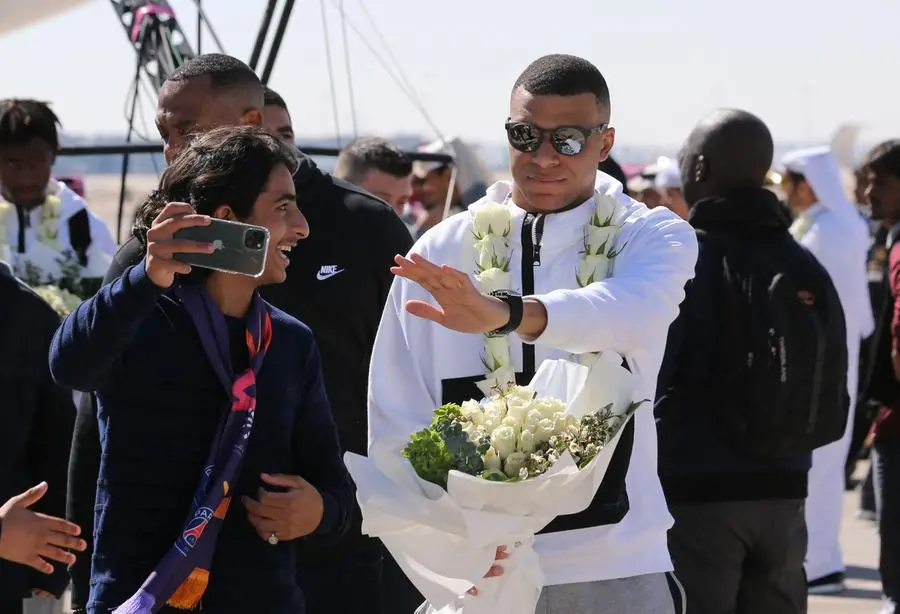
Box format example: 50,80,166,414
416,572,685,614
536,573,684,614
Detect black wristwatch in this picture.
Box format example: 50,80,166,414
487,290,524,337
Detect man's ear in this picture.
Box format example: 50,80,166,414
211,205,236,220
240,108,264,128
599,127,616,160
692,154,708,184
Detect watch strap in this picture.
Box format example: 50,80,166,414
487,290,524,337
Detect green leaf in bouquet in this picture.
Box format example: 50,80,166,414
402,427,455,488
441,420,486,476
431,403,462,432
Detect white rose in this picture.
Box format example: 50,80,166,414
593,193,623,224
462,422,486,443
504,395,533,425
509,385,536,401
584,224,619,255
577,254,610,286
534,418,557,443
460,400,485,426
502,415,521,439
524,409,543,434
482,400,507,433
483,336,510,370
474,267,512,293
609,199,630,227
552,413,569,435
503,451,527,478
474,234,510,271
483,446,502,473
491,425,517,460
477,364,516,399
532,397,566,420
472,201,512,238
518,429,536,454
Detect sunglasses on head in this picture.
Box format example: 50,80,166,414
505,120,608,156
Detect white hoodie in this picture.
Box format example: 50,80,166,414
367,173,698,584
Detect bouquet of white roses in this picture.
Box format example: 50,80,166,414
345,354,645,614
403,383,637,489
32,283,84,317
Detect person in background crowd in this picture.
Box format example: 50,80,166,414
411,141,465,238
627,173,662,208
66,60,417,614
782,145,875,594
51,125,352,614
0,483,85,574
0,100,117,283
333,137,417,233
369,53,695,614
262,87,295,144
855,154,888,522
654,158,690,219
0,257,82,613
859,139,900,614
656,108,844,614
260,89,421,614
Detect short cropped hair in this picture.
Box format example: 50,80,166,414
167,53,264,106
512,54,611,109
333,137,412,184
0,99,61,150
866,140,900,179
134,125,298,245
263,87,288,111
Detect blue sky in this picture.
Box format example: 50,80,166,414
2,0,899,149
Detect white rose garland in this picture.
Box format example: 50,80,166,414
470,191,626,393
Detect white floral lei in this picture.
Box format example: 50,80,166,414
471,190,626,395
0,193,64,256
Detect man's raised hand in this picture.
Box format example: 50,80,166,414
390,253,509,334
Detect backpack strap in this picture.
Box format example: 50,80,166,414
68,209,92,267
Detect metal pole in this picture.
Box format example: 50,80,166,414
249,0,279,72
261,0,295,84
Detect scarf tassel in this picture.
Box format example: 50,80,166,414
166,568,209,610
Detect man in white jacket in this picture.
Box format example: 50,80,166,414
0,100,117,282
782,146,875,594
368,54,697,613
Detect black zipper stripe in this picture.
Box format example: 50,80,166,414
520,213,543,379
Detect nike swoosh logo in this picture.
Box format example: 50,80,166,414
316,268,345,281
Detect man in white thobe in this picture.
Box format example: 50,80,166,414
781,146,875,594
368,54,697,613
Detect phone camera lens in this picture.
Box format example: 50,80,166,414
244,229,266,250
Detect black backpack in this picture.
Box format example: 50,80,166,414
68,208,92,267
698,230,849,459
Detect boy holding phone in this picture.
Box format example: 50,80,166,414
51,126,352,614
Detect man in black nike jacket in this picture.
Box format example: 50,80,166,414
66,54,415,614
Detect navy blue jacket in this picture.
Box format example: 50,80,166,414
655,188,813,503
49,262,352,614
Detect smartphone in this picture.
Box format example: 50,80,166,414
173,219,269,278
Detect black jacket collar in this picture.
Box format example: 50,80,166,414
689,188,791,235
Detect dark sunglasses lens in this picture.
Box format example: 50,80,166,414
551,127,587,156
506,123,541,152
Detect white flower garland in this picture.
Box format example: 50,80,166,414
788,213,812,239
0,193,65,278
471,191,626,395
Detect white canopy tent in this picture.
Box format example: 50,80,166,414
0,0,92,36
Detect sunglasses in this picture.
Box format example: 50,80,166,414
505,120,609,156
